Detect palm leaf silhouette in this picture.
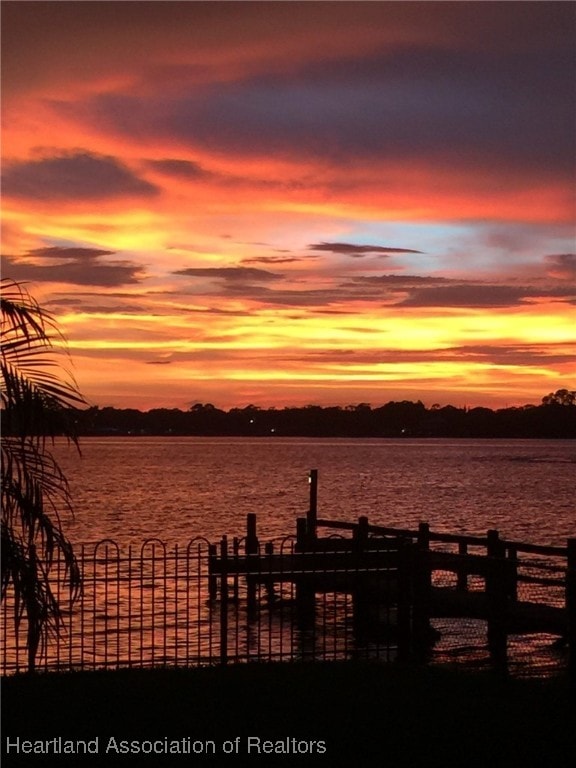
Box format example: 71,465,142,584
1,278,85,671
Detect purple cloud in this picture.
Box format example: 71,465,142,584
241,256,314,265
309,242,422,256
173,267,283,282
399,283,575,308
147,158,213,179
545,254,576,281
2,151,159,201
1,248,145,287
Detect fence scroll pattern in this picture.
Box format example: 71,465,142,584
1,537,403,675
2,539,216,674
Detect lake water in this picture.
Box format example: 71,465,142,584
55,437,575,548
4,437,574,677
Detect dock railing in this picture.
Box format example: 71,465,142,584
307,514,573,679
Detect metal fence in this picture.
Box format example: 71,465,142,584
0,536,402,675
1,534,572,678
2,539,215,674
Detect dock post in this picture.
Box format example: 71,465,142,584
295,518,315,625
351,516,370,642
296,517,308,549
264,542,276,604
567,538,576,695
232,538,240,601
457,541,468,592
208,543,218,600
396,539,412,662
354,516,369,550
246,513,258,554
487,529,507,673
307,469,318,542
413,522,432,661
506,544,518,602
219,536,229,665
245,514,258,611
296,577,316,627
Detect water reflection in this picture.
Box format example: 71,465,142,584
53,437,576,547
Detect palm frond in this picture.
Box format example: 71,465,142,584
1,279,85,416
1,278,85,671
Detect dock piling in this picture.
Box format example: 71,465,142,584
307,469,318,542
413,522,432,661
567,538,576,694
506,544,518,602
457,541,468,592
396,541,414,662
354,516,369,549
487,529,508,673
264,542,276,603
246,513,258,554
296,517,308,549
295,519,316,625
245,514,258,611
208,543,218,600
219,536,229,665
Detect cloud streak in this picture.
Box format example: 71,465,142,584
173,267,283,283
2,249,145,287
3,152,159,202
309,242,423,256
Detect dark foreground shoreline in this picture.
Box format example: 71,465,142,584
2,662,574,768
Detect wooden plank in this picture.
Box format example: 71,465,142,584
296,537,402,553
428,531,488,546
366,524,420,539
316,518,357,531
209,550,403,577
503,540,567,557
508,600,566,635
429,551,489,576
430,588,566,635
318,519,569,556
367,524,487,547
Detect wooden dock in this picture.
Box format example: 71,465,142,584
208,470,575,678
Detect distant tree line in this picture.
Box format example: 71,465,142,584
66,389,576,439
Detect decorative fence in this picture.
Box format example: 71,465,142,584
1,536,402,675
1,526,574,679
2,538,215,674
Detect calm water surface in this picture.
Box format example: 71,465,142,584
55,437,575,547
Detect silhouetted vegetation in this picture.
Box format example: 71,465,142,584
1,279,84,670
67,390,576,439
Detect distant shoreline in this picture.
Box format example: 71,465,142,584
63,397,576,440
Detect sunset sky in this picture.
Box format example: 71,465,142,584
2,1,575,411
